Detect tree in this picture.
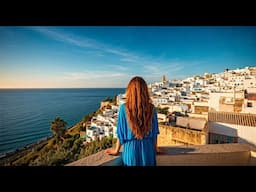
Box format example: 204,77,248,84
103,97,112,102
156,107,169,115
50,116,67,141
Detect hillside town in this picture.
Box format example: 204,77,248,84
80,66,256,148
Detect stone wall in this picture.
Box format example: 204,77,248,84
158,125,207,146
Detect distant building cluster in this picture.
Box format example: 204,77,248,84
148,66,256,116
79,102,119,144
80,66,256,147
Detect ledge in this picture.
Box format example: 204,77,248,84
66,143,254,166
66,150,122,166
156,143,252,166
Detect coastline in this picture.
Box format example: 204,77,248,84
0,114,98,165
0,136,51,165
0,124,75,166
0,95,117,166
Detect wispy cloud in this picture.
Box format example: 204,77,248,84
143,65,160,72
142,61,185,77
32,27,100,49
63,71,128,81
120,58,137,63
107,65,129,71
30,27,205,83
84,50,105,57
31,27,140,63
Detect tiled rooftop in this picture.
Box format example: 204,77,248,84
208,111,256,127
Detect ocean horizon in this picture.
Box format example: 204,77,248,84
0,88,125,156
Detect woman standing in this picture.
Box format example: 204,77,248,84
106,76,159,166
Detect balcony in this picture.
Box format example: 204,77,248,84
66,143,256,166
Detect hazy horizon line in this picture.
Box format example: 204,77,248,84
0,87,126,89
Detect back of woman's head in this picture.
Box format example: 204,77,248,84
125,76,154,139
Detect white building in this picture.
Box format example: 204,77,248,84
208,112,256,147
117,93,126,105
242,88,256,114
103,109,114,116
152,97,168,106
110,104,119,111
86,126,100,138
243,77,256,89
208,91,244,112
157,113,167,123
96,114,107,122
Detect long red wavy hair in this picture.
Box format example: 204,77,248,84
125,76,154,139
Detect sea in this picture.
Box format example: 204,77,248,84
0,88,125,156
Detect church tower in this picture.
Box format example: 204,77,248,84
162,75,166,82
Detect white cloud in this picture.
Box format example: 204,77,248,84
29,27,208,85
31,27,141,64
63,71,128,81
107,65,129,71
120,58,137,63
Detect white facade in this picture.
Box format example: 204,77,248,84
152,98,168,106
103,109,114,116
86,127,100,138
244,77,256,88
157,113,167,123
176,117,207,130
208,122,256,147
117,93,126,105
96,114,107,122
242,99,256,114
167,104,184,113
102,126,112,136
110,104,119,111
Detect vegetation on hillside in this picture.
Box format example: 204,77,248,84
9,97,117,166
51,116,67,140
103,95,117,105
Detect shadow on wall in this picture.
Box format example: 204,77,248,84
161,147,196,155
209,122,256,150
238,137,256,150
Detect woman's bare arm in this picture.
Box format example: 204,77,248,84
105,138,121,155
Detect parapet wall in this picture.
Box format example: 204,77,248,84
66,143,253,166
156,143,251,166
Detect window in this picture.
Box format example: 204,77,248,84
247,102,253,107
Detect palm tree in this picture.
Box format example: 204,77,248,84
51,116,67,141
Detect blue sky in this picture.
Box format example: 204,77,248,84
0,26,256,88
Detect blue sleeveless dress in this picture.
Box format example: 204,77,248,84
116,103,159,166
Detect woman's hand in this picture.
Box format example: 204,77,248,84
105,148,119,156
105,139,121,156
